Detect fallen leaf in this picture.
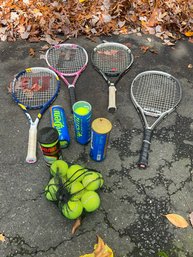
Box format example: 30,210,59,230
189,212,193,227
0,233,6,242
185,31,193,37
80,235,114,257
188,64,193,69
29,48,35,57
71,217,82,235
140,45,150,53
164,213,189,228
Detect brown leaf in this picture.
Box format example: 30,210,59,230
140,45,150,53
188,64,193,69
29,48,35,57
189,212,193,227
71,217,82,235
164,213,189,228
0,233,6,242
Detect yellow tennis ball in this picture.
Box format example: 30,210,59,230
67,164,86,182
50,160,68,178
62,200,83,220
75,107,89,116
82,171,101,191
70,181,86,199
81,191,100,212
96,172,104,188
45,178,59,201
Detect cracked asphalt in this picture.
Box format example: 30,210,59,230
0,34,193,257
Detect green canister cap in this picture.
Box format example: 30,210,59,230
38,127,59,145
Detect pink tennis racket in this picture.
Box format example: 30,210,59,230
45,44,88,111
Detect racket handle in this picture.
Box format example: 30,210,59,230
69,85,76,112
138,129,153,169
108,85,117,113
26,125,38,163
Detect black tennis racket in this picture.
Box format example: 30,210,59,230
131,70,182,169
45,43,88,111
91,42,134,112
12,67,60,163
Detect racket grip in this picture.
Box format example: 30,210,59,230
26,125,37,163
138,129,152,169
108,85,117,113
69,86,76,112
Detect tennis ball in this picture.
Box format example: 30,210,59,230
50,160,68,178
75,107,89,116
67,164,86,182
81,191,100,212
82,171,102,191
45,178,59,201
62,200,83,220
70,181,86,199
95,172,104,188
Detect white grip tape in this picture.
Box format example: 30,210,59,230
26,124,38,163
108,85,117,111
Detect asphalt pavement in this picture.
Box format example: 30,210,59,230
1,34,193,257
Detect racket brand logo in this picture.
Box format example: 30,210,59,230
20,76,51,93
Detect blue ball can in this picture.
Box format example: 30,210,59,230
50,105,70,148
72,101,92,145
90,118,112,162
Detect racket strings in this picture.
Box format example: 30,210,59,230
47,47,87,74
93,45,132,75
133,74,181,113
14,72,58,107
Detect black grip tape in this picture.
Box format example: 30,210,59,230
69,86,76,113
138,129,152,169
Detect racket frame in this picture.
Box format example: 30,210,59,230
12,67,60,164
91,42,134,112
45,43,88,110
130,70,182,169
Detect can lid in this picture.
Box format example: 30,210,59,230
38,127,59,144
92,118,112,134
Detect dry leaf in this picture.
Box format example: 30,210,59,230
140,45,150,53
71,217,82,235
29,48,35,57
0,233,6,242
189,212,193,227
185,31,193,37
164,213,189,228
188,64,193,69
80,235,114,257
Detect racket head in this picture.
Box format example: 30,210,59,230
12,67,60,110
131,70,182,117
91,42,133,77
45,43,88,77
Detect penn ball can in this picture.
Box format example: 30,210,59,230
50,105,70,148
72,101,92,145
90,118,112,162
37,127,63,166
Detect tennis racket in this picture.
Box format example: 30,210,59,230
12,67,60,164
91,42,134,112
131,70,182,169
45,43,88,111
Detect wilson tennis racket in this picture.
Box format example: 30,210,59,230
45,43,88,111
131,71,182,169
91,42,134,112
12,67,60,163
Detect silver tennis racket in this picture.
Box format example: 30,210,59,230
131,71,182,169
91,42,133,112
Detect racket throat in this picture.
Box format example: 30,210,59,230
138,128,153,169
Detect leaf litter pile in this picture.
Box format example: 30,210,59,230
0,0,193,45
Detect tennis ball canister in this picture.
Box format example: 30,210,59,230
37,127,62,166
72,101,92,145
90,118,112,161
50,105,70,148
